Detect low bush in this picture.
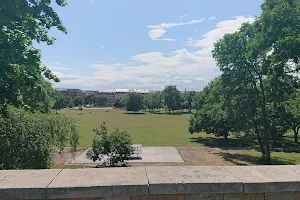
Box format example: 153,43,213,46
86,122,133,167
0,107,79,169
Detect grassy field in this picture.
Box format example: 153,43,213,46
61,108,194,147
60,108,300,165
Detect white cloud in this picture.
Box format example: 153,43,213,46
187,16,255,55
53,16,255,91
178,14,188,20
209,16,216,20
147,18,204,41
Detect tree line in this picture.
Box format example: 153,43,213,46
190,0,300,164
113,86,197,113
51,91,109,109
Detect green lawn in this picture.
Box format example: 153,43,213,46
61,108,195,147
60,108,300,165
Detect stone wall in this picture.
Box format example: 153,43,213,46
1,165,300,200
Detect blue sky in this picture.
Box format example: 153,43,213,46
38,0,264,91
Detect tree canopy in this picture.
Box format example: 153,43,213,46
126,92,142,113
0,0,67,114
163,85,181,113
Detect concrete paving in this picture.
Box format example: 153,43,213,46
70,147,184,164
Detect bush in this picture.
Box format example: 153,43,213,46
0,107,79,169
86,122,134,167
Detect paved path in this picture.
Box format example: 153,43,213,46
70,147,184,164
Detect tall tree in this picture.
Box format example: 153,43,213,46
0,0,67,114
189,78,232,139
95,95,108,107
85,94,95,105
52,91,73,110
284,92,300,143
74,96,84,107
126,92,142,113
113,96,125,108
213,0,300,164
163,85,181,113
182,91,196,113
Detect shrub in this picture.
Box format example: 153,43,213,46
0,107,79,169
86,122,134,167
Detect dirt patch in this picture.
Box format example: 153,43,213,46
176,146,236,166
52,148,86,165
57,146,259,168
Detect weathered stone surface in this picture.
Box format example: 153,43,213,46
265,192,300,200
131,195,185,200
224,165,300,193
146,166,242,195
47,168,148,199
101,196,130,200
224,193,264,200
0,169,61,200
185,193,223,200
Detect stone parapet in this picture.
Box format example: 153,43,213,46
1,165,300,200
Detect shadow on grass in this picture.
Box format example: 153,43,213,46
123,112,146,115
216,152,295,165
190,136,300,153
147,111,193,115
190,136,256,150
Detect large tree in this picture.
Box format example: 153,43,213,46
0,0,67,114
74,96,84,107
212,0,300,164
95,95,108,107
182,91,196,113
163,85,181,113
52,91,73,110
126,92,142,113
189,78,233,139
85,94,95,105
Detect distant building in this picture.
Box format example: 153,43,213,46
98,89,117,106
55,88,156,104
82,90,99,96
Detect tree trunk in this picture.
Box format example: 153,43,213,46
295,126,300,143
255,123,265,159
168,109,170,114
258,76,271,165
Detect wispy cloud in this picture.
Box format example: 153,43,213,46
187,16,255,54
100,45,104,49
53,16,255,91
209,16,216,20
147,18,204,41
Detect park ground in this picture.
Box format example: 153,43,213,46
55,108,300,168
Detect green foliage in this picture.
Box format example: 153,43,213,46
74,96,84,107
142,92,162,111
0,107,79,169
113,96,125,108
284,92,300,142
95,95,108,107
189,78,232,139
181,91,196,112
126,92,142,113
86,122,134,166
211,0,300,164
52,91,73,109
85,94,95,105
0,0,67,113
163,85,181,113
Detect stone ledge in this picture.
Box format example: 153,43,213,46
0,166,300,200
